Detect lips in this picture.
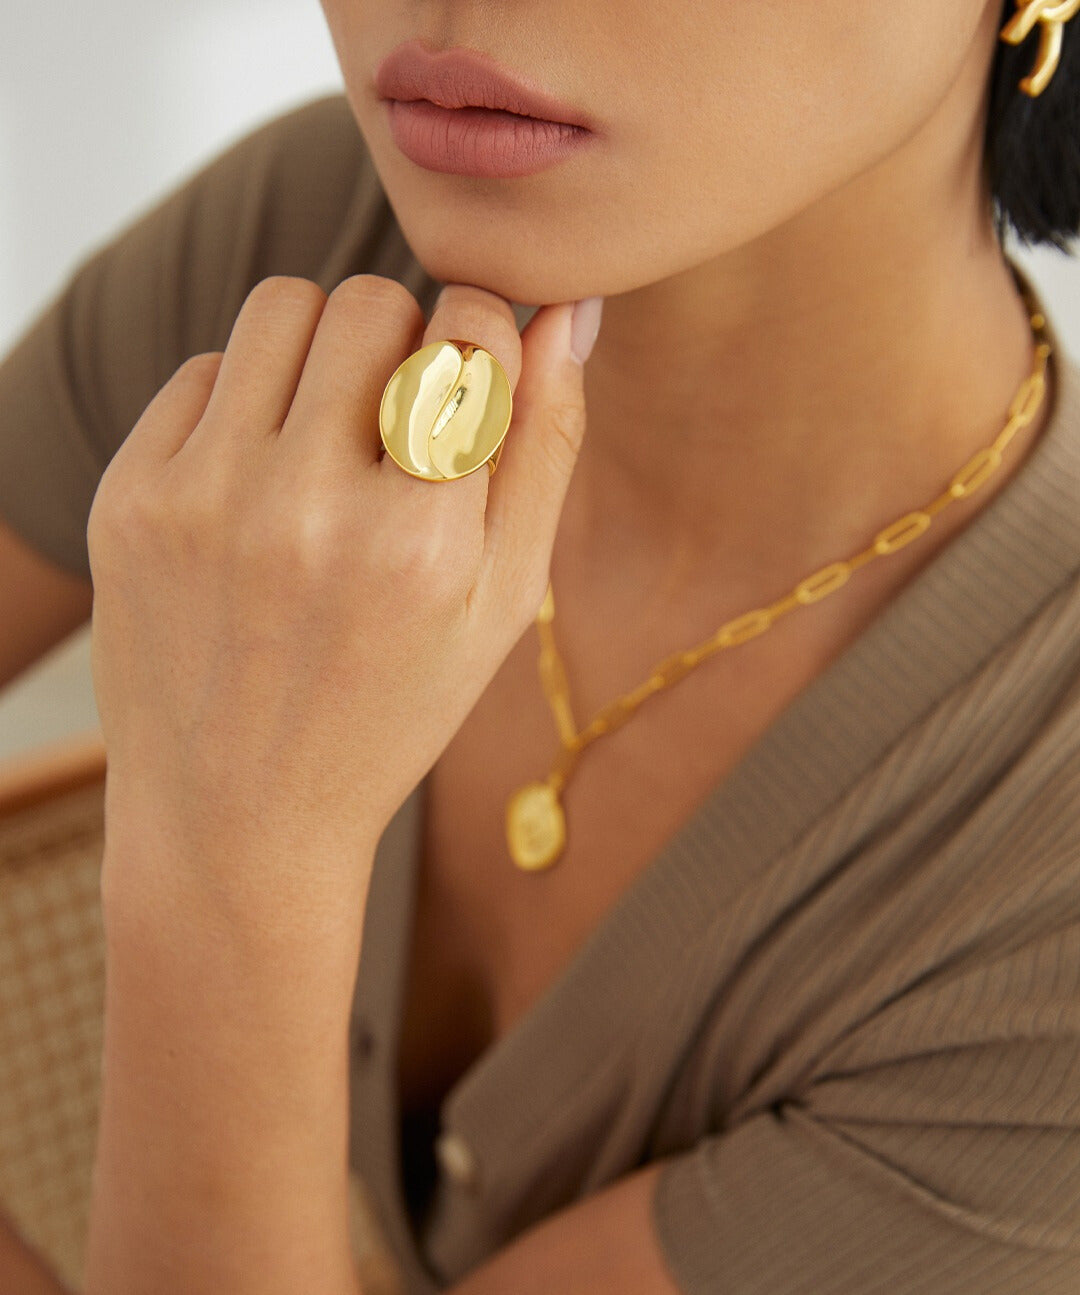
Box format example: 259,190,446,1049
374,39,595,131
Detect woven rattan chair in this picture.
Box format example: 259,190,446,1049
0,730,403,1294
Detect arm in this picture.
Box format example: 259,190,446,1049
82,845,1080,1295
83,830,680,1295
442,1165,679,1295
0,517,93,692
83,844,371,1295
0,97,403,1295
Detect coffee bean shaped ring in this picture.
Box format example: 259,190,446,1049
379,340,513,481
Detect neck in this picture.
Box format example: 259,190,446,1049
554,66,1054,625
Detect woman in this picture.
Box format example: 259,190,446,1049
1,1,1079,1292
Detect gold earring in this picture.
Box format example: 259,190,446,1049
999,0,1080,97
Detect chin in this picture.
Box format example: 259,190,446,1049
366,164,595,304
403,225,593,309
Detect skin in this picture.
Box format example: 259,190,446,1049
327,0,1054,638
81,278,618,1295
71,2,1059,1294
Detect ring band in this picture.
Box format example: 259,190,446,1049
379,338,513,482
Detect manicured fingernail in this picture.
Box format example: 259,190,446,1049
570,297,604,365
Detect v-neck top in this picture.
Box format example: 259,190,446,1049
348,307,1080,1293
2,94,1080,1294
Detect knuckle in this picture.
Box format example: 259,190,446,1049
379,512,473,598
433,282,518,330
87,468,165,563
245,274,327,318
430,286,521,386
177,350,224,378
290,500,344,572
171,472,228,533
330,273,419,314
263,474,380,574
169,351,224,401
325,273,425,339
235,494,340,577
544,399,586,467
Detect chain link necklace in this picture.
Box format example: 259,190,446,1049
504,288,1053,870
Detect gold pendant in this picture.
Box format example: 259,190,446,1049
505,780,566,871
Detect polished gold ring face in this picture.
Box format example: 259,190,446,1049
379,339,513,481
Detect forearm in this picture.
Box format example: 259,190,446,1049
0,1213,73,1295
83,844,372,1295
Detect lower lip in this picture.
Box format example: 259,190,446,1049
384,99,594,177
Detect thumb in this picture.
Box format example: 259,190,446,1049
480,296,604,612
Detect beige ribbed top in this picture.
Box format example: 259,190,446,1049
2,94,1079,1293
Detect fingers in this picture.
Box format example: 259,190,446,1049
99,351,224,483
372,281,524,515
170,275,519,506
184,276,328,458
124,274,541,598
281,275,426,471
473,299,597,622
420,282,523,394
86,350,225,574
382,280,523,482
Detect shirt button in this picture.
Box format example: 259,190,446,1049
434,1130,480,1190
351,1014,376,1062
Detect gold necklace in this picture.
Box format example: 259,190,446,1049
504,291,1053,871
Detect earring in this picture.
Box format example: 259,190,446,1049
999,0,1080,96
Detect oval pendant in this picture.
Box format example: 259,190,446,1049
379,339,513,481
505,780,566,871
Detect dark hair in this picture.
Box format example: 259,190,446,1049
985,2,1080,252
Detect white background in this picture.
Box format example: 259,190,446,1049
1,2,1078,759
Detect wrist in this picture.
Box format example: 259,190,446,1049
100,901,361,1054
98,799,381,966
101,854,369,992
87,871,363,1295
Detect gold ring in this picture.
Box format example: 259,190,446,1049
379,339,512,481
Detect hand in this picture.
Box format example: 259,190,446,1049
86,275,603,925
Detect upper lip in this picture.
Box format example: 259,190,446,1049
374,40,594,131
